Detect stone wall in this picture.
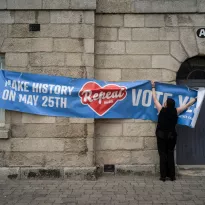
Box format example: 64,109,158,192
95,13,205,173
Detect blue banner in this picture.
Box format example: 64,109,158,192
0,70,204,128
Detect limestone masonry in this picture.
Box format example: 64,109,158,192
0,0,204,179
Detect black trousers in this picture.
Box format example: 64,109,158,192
156,133,177,179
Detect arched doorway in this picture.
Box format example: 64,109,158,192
176,56,205,165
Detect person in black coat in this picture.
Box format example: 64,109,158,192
151,81,197,182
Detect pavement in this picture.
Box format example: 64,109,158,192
1,176,205,205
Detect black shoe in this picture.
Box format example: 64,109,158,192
159,177,166,182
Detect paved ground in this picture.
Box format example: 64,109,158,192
1,176,205,205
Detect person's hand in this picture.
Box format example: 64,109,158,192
151,81,155,87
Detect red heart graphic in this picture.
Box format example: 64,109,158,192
79,82,127,116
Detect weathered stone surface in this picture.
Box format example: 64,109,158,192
152,55,180,72
66,54,83,66
14,11,35,23
131,150,159,164
0,11,14,23
96,42,125,54
96,28,117,41
144,137,157,150
70,24,94,39
95,69,121,81
50,11,83,24
37,11,50,23
22,114,55,124
84,39,94,53
30,53,64,66
11,138,64,152
96,137,144,150
42,0,70,9
116,165,155,176
198,0,205,12
54,39,83,52
2,38,31,52
121,69,147,81
162,69,176,82
180,28,198,57
0,140,11,151
126,41,169,54
145,15,165,27
178,14,205,27
87,124,94,138
96,15,123,27
84,11,95,24
96,151,131,165
124,14,144,27
64,167,96,180
96,123,122,137
123,123,156,137
0,167,20,180
0,0,6,9
165,15,178,26
86,66,94,78
8,0,42,9
31,38,53,52
70,0,96,10
159,27,179,40
69,118,94,124
96,55,151,68
0,25,7,37
82,54,94,67
119,28,131,40
5,53,28,67
6,111,22,125
64,138,87,152
132,28,159,40
146,69,163,81
171,41,188,63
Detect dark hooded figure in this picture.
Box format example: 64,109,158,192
151,81,197,181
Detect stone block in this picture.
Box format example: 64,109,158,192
119,28,131,40
42,0,70,9
69,118,94,124
66,54,83,66
96,28,117,41
12,124,86,138
87,124,94,138
145,15,165,27
144,137,157,150
123,122,155,137
0,25,7,37
0,11,14,23
70,0,96,10
162,69,176,82
22,113,55,124
0,0,6,9
7,0,42,9
165,15,178,27
96,137,144,150
171,41,188,63
70,24,94,39
198,0,205,12
96,42,125,54
96,123,122,137
152,55,180,72
84,39,94,53
126,41,169,54
95,69,121,81
64,138,87,152
132,28,159,40
159,27,179,40
0,128,10,139
30,53,64,66
180,28,198,57
50,11,83,24
82,54,94,66
11,138,64,152
86,66,94,78
14,11,35,23
178,14,205,27
84,11,95,24
121,69,147,81
64,167,96,180
96,151,131,165
2,38,31,52
96,55,151,68
131,150,159,164
0,168,20,180
115,165,155,176
54,39,83,52
0,140,11,151
124,14,144,27
21,168,63,179
31,38,53,52
146,69,162,81
96,15,123,27
6,67,28,73
5,53,28,67
37,11,50,23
